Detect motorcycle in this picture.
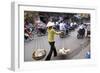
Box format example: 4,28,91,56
77,28,85,39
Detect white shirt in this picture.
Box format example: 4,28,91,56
59,23,66,31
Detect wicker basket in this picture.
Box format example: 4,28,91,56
32,49,46,60
58,48,70,56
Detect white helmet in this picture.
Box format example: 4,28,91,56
46,22,55,27
79,25,84,29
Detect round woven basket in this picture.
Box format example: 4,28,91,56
32,49,46,60
58,48,70,56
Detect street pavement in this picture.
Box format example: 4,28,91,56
24,29,90,61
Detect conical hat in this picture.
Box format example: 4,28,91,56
46,22,55,27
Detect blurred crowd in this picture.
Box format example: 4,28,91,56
24,12,90,41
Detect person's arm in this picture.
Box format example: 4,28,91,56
52,29,62,35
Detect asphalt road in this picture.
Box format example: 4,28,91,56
24,29,90,61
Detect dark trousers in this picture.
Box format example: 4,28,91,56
45,42,57,60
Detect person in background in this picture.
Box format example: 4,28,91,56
24,19,33,40
86,23,90,38
45,19,62,60
59,21,66,37
77,24,85,38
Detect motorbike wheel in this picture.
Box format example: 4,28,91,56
77,34,80,39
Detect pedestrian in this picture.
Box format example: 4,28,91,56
59,21,66,37
77,24,85,38
86,23,90,37
45,20,62,60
